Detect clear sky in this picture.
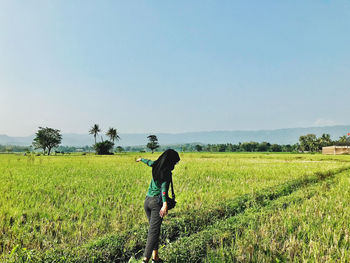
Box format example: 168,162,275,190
1,1,349,136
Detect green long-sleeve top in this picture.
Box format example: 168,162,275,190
141,158,169,202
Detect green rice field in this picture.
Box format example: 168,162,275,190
1,152,350,262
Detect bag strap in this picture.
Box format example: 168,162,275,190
170,174,175,200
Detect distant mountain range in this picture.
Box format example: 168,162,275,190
1,125,349,147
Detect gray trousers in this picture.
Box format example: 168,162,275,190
143,196,163,258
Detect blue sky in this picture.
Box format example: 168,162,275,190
1,1,349,136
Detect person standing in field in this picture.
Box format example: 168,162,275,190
136,149,180,263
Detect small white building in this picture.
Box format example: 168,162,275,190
322,146,350,155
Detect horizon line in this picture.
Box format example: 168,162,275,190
2,124,350,137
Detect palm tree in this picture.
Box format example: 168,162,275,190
89,124,101,144
319,133,332,148
338,135,348,146
106,127,120,143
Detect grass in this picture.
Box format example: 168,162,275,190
204,170,350,262
0,152,349,262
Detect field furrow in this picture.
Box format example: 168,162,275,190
161,171,347,262
83,166,350,262
205,170,350,262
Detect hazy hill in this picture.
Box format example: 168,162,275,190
1,125,349,147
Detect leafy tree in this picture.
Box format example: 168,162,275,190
116,146,124,153
299,134,318,152
337,135,350,146
240,141,259,152
94,140,114,155
106,128,120,144
147,135,160,153
257,142,271,152
89,124,101,144
204,144,212,152
298,135,307,152
271,144,282,152
318,133,332,149
195,144,203,152
282,144,293,152
33,127,62,155
5,146,13,153
226,143,237,152
218,144,227,152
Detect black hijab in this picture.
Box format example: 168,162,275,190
152,149,180,182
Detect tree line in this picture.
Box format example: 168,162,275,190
298,133,349,152
193,133,349,153
29,124,160,155
198,142,298,152
2,127,349,154
0,145,32,153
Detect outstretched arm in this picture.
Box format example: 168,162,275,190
136,158,154,167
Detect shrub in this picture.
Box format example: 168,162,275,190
94,141,114,155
